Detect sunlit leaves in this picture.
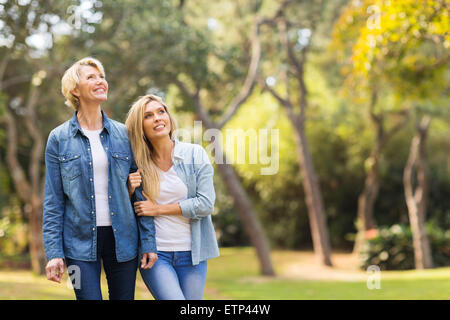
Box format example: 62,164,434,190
333,0,449,101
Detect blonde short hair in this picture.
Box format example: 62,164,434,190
61,57,105,109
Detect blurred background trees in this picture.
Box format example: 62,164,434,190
0,0,448,275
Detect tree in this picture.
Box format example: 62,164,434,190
0,0,76,274
256,0,344,266
404,116,432,269
173,1,276,276
332,0,449,264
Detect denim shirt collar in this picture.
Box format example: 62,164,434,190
69,110,111,137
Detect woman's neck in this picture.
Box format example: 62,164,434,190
151,136,174,167
77,104,103,130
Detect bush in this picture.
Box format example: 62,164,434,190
359,223,450,270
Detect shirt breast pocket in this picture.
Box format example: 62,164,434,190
59,153,82,195
59,153,81,180
111,151,130,180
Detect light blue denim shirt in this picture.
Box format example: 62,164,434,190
135,139,220,265
43,111,156,263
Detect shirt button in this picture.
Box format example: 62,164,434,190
88,148,90,151
101,135,103,138
92,227,95,231
109,196,112,199
91,195,94,199
89,162,92,166
90,178,93,182
111,212,114,215
113,229,117,232
91,211,94,214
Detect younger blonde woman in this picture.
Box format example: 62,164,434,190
125,94,219,300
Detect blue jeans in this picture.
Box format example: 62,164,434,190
66,227,138,300
139,251,207,300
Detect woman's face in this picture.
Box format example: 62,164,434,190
72,65,108,106
143,100,171,142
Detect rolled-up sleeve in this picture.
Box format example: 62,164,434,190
179,146,216,220
42,131,65,261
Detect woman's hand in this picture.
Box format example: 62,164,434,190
127,169,142,196
134,191,160,216
140,252,158,269
45,258,66,283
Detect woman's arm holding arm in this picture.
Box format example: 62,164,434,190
129,153,157,257
134,199,182,217
134,145,215,219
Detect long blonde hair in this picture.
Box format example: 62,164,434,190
125,94,177,201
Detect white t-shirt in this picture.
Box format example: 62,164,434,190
154,166,191,251
82,128,112,227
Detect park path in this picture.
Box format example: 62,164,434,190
279,251,368,281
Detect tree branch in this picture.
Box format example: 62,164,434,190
216,0,291,130
216,18,262,130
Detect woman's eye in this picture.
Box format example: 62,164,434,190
159,109,165,114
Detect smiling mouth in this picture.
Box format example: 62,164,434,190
154,124,165,130
93,87,106,94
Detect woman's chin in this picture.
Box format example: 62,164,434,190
92,94,107,103
148,130,170,141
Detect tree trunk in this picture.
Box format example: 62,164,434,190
403,116,433,269
292,120,333,266
28,195,46,274
172,14,276,275
259,15,333,267
353,96,409,255
5,98,46,275
203,122,275,276
353,144,381,255
216,161,275,275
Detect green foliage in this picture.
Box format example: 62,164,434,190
359,223,450,270
0,0,449,259
332,0,449,102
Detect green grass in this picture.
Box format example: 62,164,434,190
0,247,449,300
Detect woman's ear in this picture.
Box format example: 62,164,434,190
71,87,80,98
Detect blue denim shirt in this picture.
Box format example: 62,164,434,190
43,111,156,263
135,139,220,265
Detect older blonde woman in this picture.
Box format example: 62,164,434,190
42,57,157,300
125,94,219,300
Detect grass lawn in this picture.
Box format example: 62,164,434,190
0,247,449,300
